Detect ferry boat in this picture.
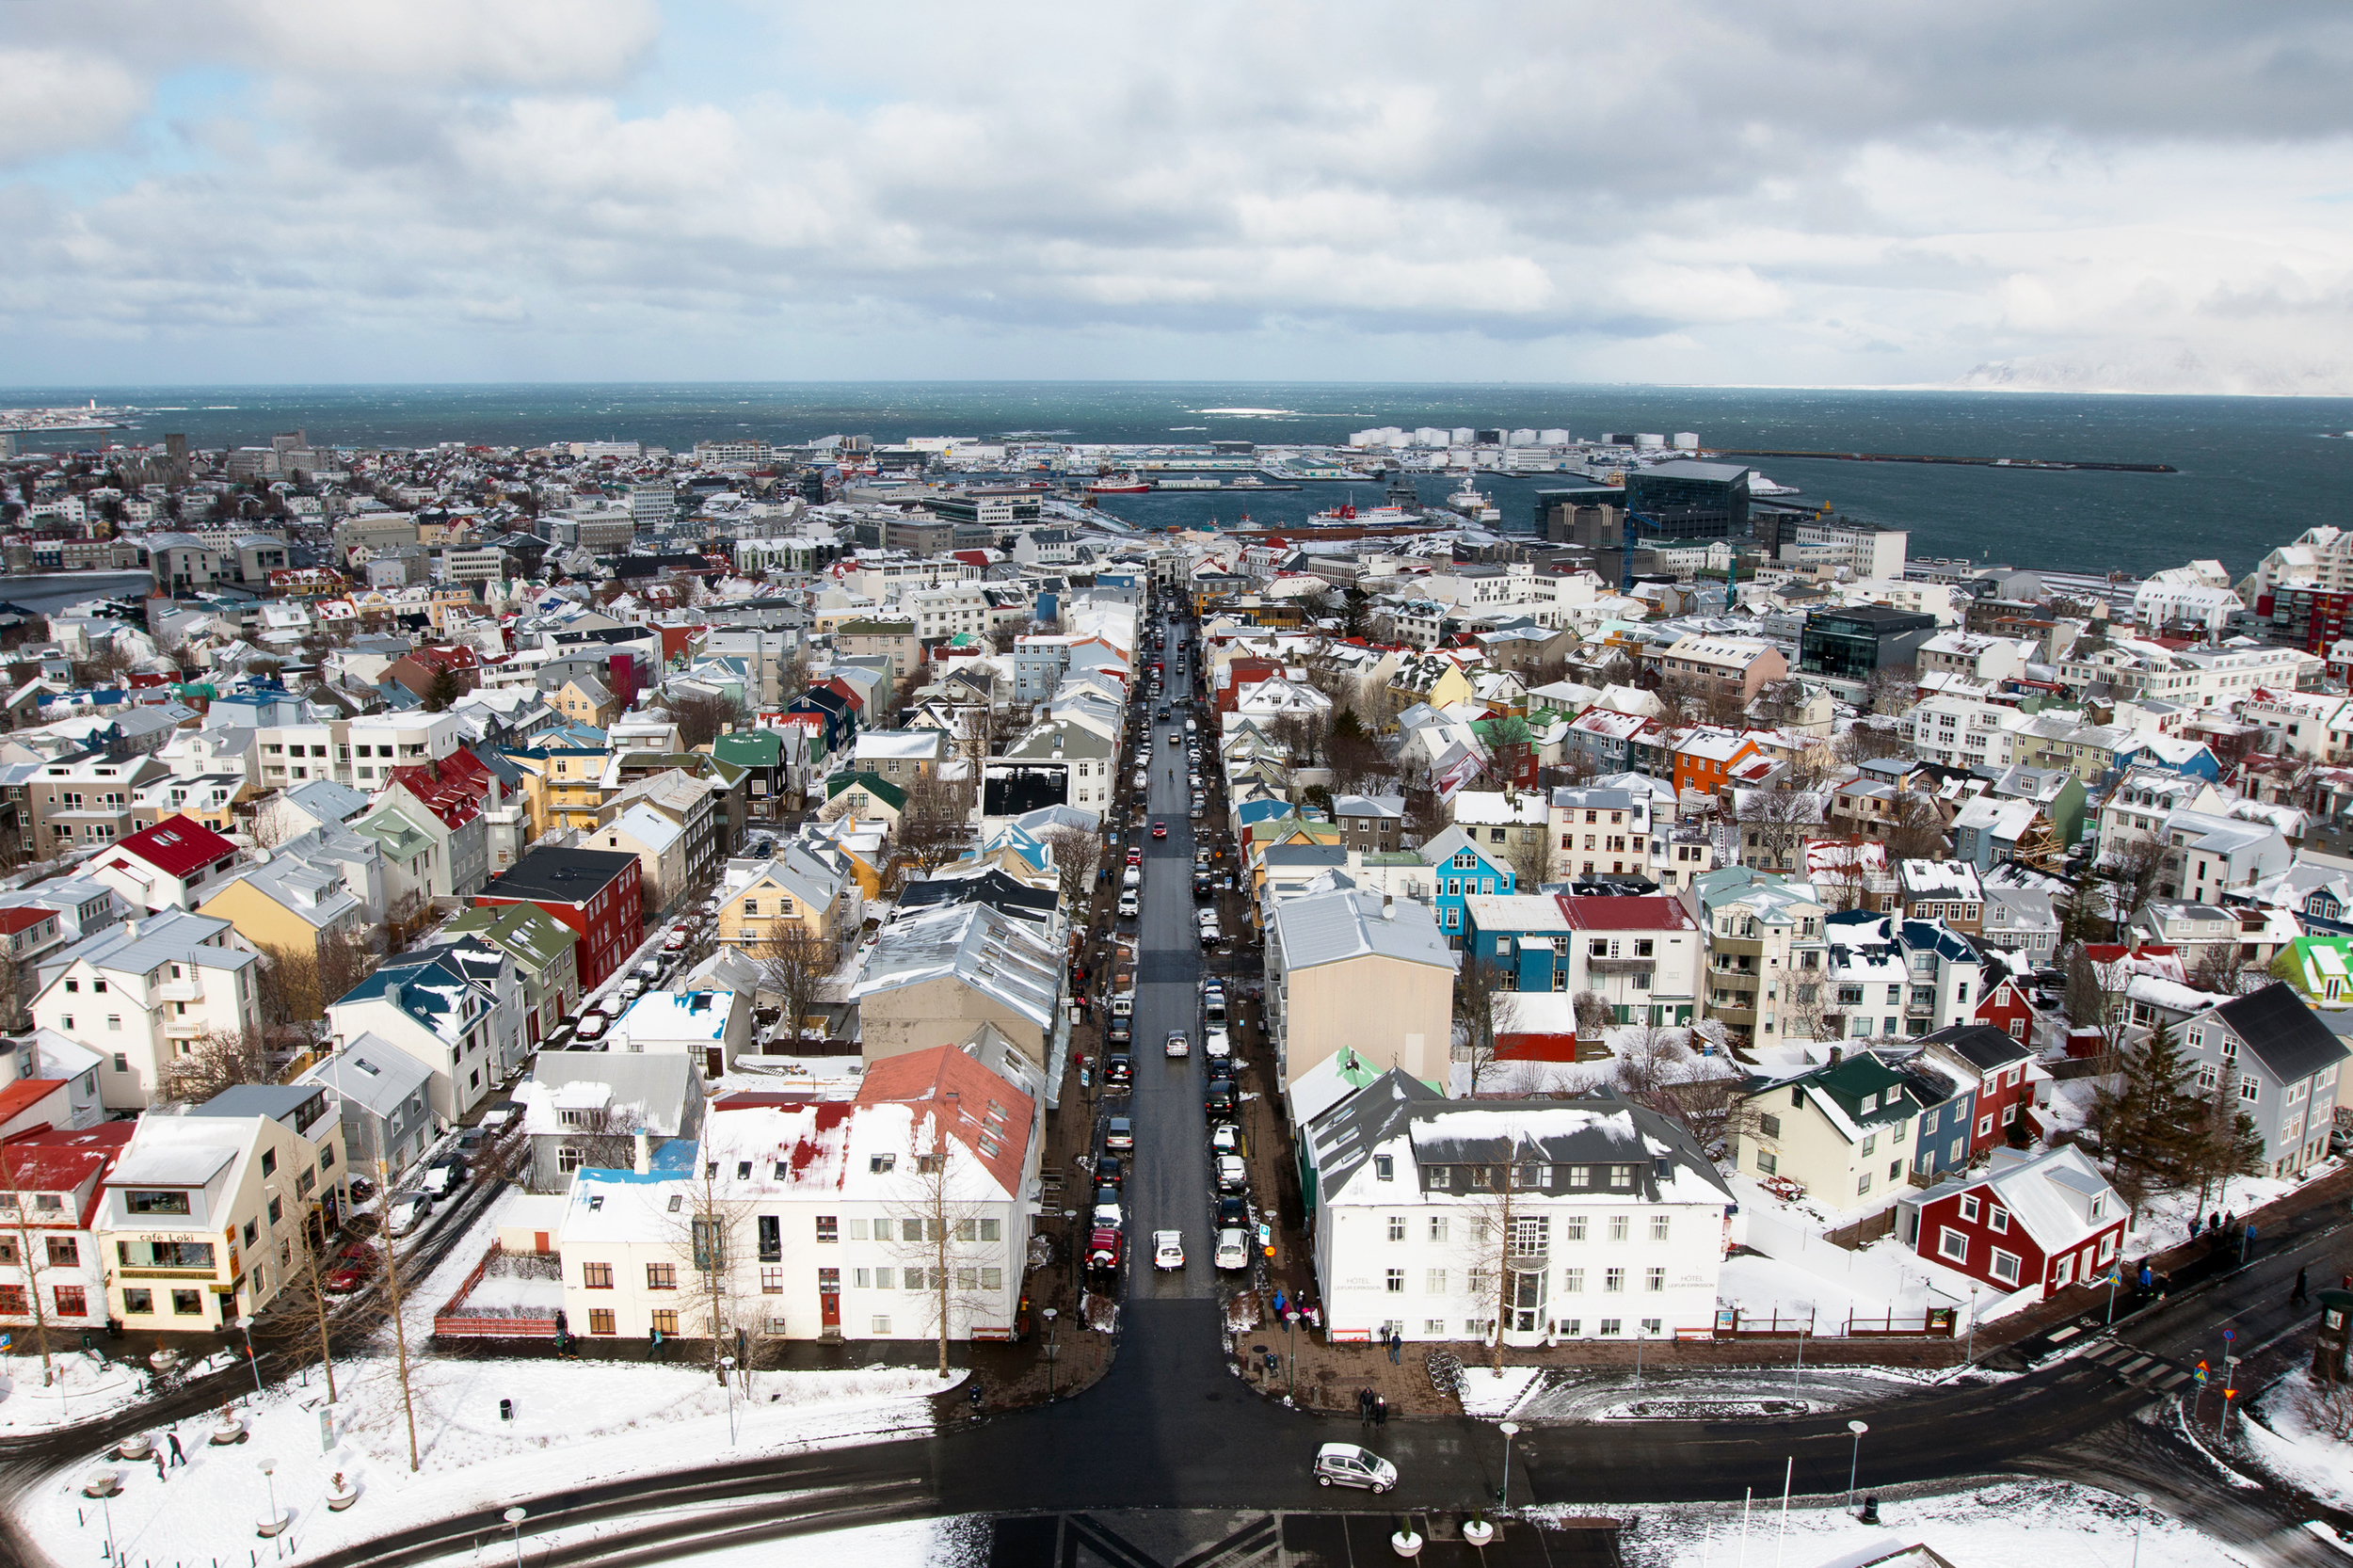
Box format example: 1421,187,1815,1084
1086,472,1151,494
1154,476,1225,491
1305,501,1425,527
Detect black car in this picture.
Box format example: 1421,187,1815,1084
1205,1078,1236,1114
1096,1153,1124,1187
1106,1053,1133,1085
1216,1193,1248,1228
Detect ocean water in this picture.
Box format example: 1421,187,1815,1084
8,382,2353,578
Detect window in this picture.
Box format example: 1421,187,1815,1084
1427,1217,1449,1243
124,1190,190,1216
873,1267,895,1289
170,1289,203,1316
1426,1268,1448,1293
1607,1215,1628,1242
649,1309,680,1336
1387,1216,1406,1242
583,1262,615,1288
1567,1166,1592,1189
1757,1113,1781,1139
45,1236,77,1267
646,1263,678,1290
1563,1215,1587,1242
1373,1154,1394,1181
1600,1318,1623,1336
1609,1164,1636,1190
558,1145,585,1175
1987,1208,2009,1234
1861,1134,1877,1158
1755,1150,1777,1176
1649,1215,1671,1243
1989,1249,2022,1286
122,1288,154,1316
267,1196,283,1225
1562,1267,1585,1293
1645,1268,1665,1293
813,1215,837,1244
1857,1172,1873,1196
1938,1227,1969,1263
872,1316,893,1335
1604,1267,1625,1293
1385,1269,1404,1293
871,1155,895,1174
588,1309,616,1335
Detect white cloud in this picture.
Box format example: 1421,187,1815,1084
6,0,2353,384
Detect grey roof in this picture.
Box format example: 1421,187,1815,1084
1304,1066,1446,1199
528,1051,700,1137
188,1083,326,1127
852,899,1062,1030
1633,459,1753,483
300,1033,435,1118
283,778,369,824
1271,887,1455,975
54,909,255,982
1919,1022,2033,1073
1406,1094,1735,1206
2214,983,2351,1084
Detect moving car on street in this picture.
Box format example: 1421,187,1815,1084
1153,1230,1185,1271
1152,821,1168,839
1165,1029,1190,1058
1314,1444,1397,1493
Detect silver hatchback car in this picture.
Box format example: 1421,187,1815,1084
1314,1443,1397,1493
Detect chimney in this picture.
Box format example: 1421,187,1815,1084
633,1131,651,1176
1828,1046,1843,1065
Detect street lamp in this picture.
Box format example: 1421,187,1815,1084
719,1356,737,1446
1284,1307,1299,1401
1635,1322,1649,1387
2129,1494,2153,1568
504,1505,528,1568
1497,1420,1521,1513
237,1314,264,1400
256,1457,280,1536
1042,1307,1060,1400
1845,1420,1868,1508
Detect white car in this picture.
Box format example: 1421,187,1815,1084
1153,1230,1185,1271
1210,1123,1241,1156
1214,1227,1250,1271
1204,1027,1231,1062
1094,1195,1123,1230
1216,1154,1248,1192
1117,892,1140,918
573,1009,611,1040
1165,1030,1190,1059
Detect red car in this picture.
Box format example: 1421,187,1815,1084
1086,1228,1124,1272
1126,846,1143,866
323,1244,378,1293
1151,822,1168,839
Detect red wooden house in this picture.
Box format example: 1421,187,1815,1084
1897,1144,2125,1301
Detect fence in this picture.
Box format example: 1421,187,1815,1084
432,1241,562,1339
1715,1306,1957,1338
1823,1208,1899,1251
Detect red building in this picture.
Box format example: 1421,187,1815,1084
1972,975,2038,1044
1919,1022,2037,1154
1897,1144,2125,1301
472,847,643,990
90,814,241,912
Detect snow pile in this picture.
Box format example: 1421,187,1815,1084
0,1352,161,1434
1457,1365,1541,1417
21,1355,948,1568
2241,1368,2353,1508
1601,1478,2238,1568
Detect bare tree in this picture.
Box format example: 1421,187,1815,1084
2106,835,2169,931
255,1201,341,1403
885,1139,1002,1378
2188,944,2262,998
1497,822,1552,893
1040,824,1103,914
1882,792,1949,862
753,921,835,1056
1735,789,1820,873
0,1142,59,1384
1835,720,1910,765
2303,1373,2353,1437
536,1103,643,1193
248,795,309,848
1611,1022,1693,1097
1862,664,1918,717
1454,954,1519,1096
892,772,974,878
1450,1131,1543,1374
670,1158,759,1385
669,691,750,752
2062,944,2133,1065
370,1128,422,1472
157,1024,271,1105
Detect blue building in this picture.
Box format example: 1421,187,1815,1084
1418,824,1518,943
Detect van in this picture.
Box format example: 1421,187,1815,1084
1122,866,1141,889
1204,993,1227,1025
1184,719,1197,736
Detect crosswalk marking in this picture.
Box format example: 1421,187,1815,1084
2118,1354,2154,1374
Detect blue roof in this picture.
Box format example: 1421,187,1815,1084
335,952,480,1031
579,1137,698,1183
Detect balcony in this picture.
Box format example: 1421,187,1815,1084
1589,956,1656,976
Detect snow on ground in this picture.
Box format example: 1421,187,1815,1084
1597,1478,2242,1568
2239,1368,2353,1509
21,1354,952,1568
0,1350,237,1434
1718,1253,1939,1334
2125,1167,2313,1261
1458,1365,1543,1417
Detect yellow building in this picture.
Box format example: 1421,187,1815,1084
198,852,368,967
714,847,854,952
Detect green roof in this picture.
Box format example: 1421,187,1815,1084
713,731,782,767
442,901,578,973
824,771,906,810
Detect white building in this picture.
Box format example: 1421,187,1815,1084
1302,1072,1732,1348
28,912,263,1111
554,1045,1035,1346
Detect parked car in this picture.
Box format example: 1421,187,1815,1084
323,1243,378,1292
1205,1079,1236,1114
1086,1228,1123,1272
386,1193,433,1236
1215,1192,1247,1228
1193,872,1213,898
1214,1227,1250,1271
1314,1443,1397,1493
617,976,648,1000
1105,1053,1133,1085
1198,921,1222,948
1153,1230,1185,1271
1106,1018,1133,1048
1093,1190,1124,1230
1210,1123,1241,1155
453,1128,488,1156
574,1010,611,1041
1203,1027,1231,1063
477,1101,520,1131
1117,892,1140,919
1216,1154,1248,1192
422,1158,467,1197
1165,1030,1190,1059
1104,1116,1134,1151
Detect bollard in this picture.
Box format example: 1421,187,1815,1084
500,1399,514,1422
1859,1496,1881,1526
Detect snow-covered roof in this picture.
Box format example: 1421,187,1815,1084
850,900,1062,1030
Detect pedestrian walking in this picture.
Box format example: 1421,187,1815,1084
1358,1387,1373,1425
166,1431,184,1466
2137,1264,2153,1295
1373,1394,1388,1426
2223,1209,2235,1235
1387,1328,1402,1365
2295,1267,2310,1304
152,1451,167,1483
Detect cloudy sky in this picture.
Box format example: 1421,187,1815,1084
5,0,2353,392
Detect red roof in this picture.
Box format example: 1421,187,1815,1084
388,751,491,829
111,815,238,878
1555,895,1697,932
855,1046,1035,1197
0,1078,66,1128
0,1120,135,1205
0,906,54,936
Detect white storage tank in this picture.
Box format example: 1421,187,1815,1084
1673,432,1701,451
